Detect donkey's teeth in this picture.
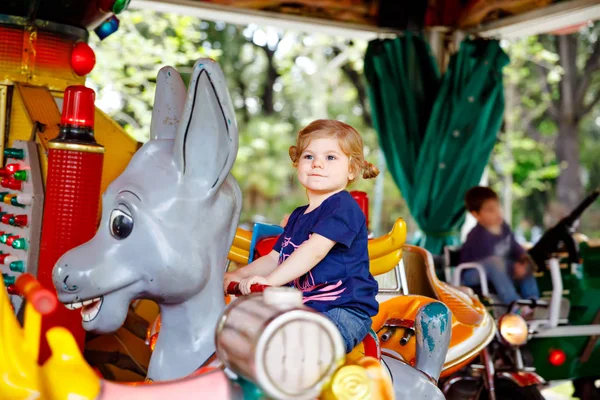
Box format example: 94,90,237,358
81,296,103,323
67,301,83,310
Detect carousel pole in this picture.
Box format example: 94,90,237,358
37,85,104,363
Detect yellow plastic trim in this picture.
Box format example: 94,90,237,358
368,218,407,259
369,249,403,276
48,141,106,154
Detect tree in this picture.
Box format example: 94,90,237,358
525,23,600,210
492,23,600,232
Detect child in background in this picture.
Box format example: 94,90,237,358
460,186,540,314
224,119,379,353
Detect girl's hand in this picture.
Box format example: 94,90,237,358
239,276,269,295
223,271,241,294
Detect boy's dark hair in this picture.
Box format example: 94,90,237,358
465,186,499,212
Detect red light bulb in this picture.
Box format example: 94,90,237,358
5,164,20,174
6,284,18,295
71,42,96,76
0,168,10,177
1,214,13,224
549,349,566,366
1,178,21,191
6,235,19,246
0,254,11,264
12,215,28,227
60,86,95,129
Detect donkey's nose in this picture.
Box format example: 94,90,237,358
53,263,80,293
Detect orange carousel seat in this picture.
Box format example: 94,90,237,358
373,245,495,377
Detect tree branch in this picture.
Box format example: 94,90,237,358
576,38,600,106
333,46,372,127
534,63,560,120
521,109,554,147
580,90,600,117
254,39,281,115
556,35,580,123
575,38,600,117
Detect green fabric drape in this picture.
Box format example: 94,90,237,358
364,34,509,255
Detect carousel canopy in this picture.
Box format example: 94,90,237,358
129,0,600,40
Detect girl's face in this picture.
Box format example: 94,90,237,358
297,137,353,195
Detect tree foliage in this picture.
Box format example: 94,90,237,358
88,10,408,231
490,23,600,232
88,10,598,237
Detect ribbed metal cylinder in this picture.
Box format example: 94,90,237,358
37,146,103,362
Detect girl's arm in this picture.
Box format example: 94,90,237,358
224,250,279,292
265,233,335,286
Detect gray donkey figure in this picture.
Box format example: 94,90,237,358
53,58,242,382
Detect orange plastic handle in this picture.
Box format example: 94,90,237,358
15,273,57,315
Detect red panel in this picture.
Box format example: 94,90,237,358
36,31,73,73
37,148,104,363
0,26,23,71
350,190,369,229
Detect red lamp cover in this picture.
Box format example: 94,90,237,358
61,86,96,128
71,42,96,76
548,349,567,366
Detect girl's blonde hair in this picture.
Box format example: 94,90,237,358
289,119,379,183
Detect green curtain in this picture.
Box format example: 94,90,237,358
364,34,509,255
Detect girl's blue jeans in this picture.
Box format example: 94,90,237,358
322,307,372,353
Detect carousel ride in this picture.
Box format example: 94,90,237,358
2,57,456,400
4,0,582,398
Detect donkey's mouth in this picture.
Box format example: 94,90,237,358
64,297,104,322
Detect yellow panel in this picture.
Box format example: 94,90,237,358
0,86,8,166
7,84,34,145
12,85,62,187
11,84,139,195
94,108,140,196
17,85,61,125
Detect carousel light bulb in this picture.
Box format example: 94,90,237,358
15,194,32,206
71,42,96,76
112,0,131,14
95,16,120,41
1,214,13,225
9,260,24,273
3,273,15,286
14,170,27,181
1,178,21,191
6,235,19,246
0,233,13,244
5,164,20,174
4,194,17,205
12,238,27,250
6,283,17,295
12,215,27,227
4,148,24,160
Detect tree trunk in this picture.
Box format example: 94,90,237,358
555,34,583,211
261,47,279,115
556,120,582,210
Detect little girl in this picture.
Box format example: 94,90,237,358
224,119,379,353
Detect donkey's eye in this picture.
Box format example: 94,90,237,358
110,209,133,240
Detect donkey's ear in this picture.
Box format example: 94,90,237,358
150,66,186,141
173,59,238,193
